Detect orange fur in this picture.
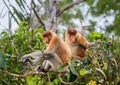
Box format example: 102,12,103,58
65,29,89,61
42,31,71,63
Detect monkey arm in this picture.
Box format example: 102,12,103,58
43,50,63,68
21,50,62,66
21,51,45,66
77,40,101,49
34,50,63,73
43,50,57,58
87,40,102,48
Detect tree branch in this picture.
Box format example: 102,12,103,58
37,0,48,14
57,0,85,17
3,70,34,78
58,73,80,84
2,69,46,78
32,0,46,30
48,0,59,33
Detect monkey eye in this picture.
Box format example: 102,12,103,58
43,34,47,37
68,30,77,35
70,32,75,35
43,33,51,37
69,31,75,35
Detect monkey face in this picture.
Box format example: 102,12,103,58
42,31,52,44
67,29,77,43
43,37,50,44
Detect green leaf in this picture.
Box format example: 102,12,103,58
27,76,37,85
88,32,103,40
69,64,79,76
79,68,88,76
58,62,68,72
0,52,6,69
19,21,28,30
52,79,59,85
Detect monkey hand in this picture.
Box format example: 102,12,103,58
21,54,32,63
35,65,47,75
96,40,102,47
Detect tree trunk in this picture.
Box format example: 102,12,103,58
48,0,59,33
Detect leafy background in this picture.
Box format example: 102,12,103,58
0,0,120,85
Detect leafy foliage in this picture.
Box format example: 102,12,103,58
88,32,103,40
86,0,120,36
0,52,6,69
0,0,120,85
0,23,120,85
0,21,46,85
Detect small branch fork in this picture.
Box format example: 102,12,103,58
31,0,85,31
3,70,35,78
57,0,85,17
2,68,46,78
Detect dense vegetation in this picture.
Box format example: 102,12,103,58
0,0,120,85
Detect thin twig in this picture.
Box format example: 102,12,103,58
58,73,80,84
28,45,35,52
37,0,48,14
47,72,51,83
2,61,46,78
32,0,46,30
57,0,85,17
28,0,33,29
3,69,34,78
3,0,19,24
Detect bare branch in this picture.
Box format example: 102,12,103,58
3,69,34,78
3,69,46,78
32,0,46,30
37,0,48,14
3,0,19,24
48,0,59,33
28,45,35,52
96,68,107,81
57,0,85,17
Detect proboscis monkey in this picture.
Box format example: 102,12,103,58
65,29,96,61
21,31,72,73
40,31,72,72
